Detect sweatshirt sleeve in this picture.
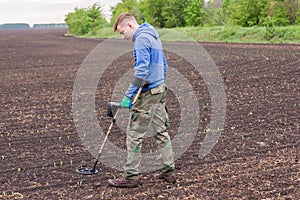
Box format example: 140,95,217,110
163,53,168,81
125,36,151,99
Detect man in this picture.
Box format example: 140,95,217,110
108,13,175,188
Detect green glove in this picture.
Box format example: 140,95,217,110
120,96,132,108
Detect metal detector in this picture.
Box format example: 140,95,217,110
76,77,149,175
76,103,120,175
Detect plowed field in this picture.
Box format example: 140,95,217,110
0,28,299,199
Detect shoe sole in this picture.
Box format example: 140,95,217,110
155,174,176,184
108,179,139,188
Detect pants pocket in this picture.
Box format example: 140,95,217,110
152,104,168,133
129,111,150,131
150,85,165,95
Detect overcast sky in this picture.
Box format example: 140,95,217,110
0,0,122,26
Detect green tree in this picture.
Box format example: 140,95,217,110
110,0,139,25
222,0,235,20
111,0,207,28
138,0,192,28
137,0,167,27
222,0,300,26
162,0,187,27
262,0,290,26
184,0,205,26
147,0,206,27
65,3,108,35
204,0,224,26
280,0,300,24
296,2,300,24
223,0,269,26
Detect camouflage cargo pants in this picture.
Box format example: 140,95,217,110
124,83,175,179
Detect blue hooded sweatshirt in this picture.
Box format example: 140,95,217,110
125,22,168,99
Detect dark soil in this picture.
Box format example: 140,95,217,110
0,28,299,199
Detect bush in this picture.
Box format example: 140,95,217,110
263,16,285,40
65,3,108,35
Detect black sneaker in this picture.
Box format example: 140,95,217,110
108,177,140,188
155,173,176,184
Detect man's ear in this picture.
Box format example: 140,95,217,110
128,22,133,29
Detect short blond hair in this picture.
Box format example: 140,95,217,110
113,13,136,32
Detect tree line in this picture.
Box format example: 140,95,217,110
65,0,300,35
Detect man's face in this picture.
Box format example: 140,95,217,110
117,22,135,42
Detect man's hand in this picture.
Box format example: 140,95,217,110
120,96,132,109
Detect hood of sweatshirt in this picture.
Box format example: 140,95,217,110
133,22,159,41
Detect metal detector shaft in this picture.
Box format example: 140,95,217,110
91,108,120,172
91,86,142,171
76,85,145,175
132,87,142,105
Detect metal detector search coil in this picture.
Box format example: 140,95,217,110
76,167,98,175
